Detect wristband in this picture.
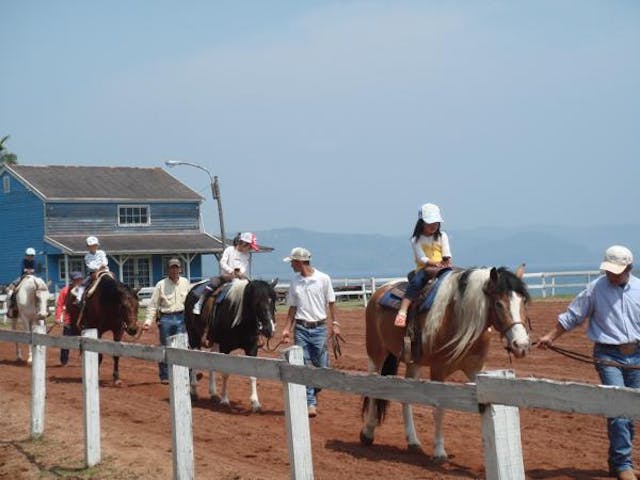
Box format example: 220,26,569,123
332,321,340,326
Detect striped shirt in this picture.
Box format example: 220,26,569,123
84,250,108,272
558,274,640,345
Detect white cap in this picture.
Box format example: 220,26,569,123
25,247,36,256
86,236,99,246
419,203,443,224
238,232,259,251
600,245,633,275
283,247,312,262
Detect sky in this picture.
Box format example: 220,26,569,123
2,1,639,237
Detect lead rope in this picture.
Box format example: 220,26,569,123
534,341,640,370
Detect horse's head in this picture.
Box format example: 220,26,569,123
244,279,278,339
34,277,50,320
484,266,531,358
119,284,140,337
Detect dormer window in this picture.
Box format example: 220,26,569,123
118,205,150,226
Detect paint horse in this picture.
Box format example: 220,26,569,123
185,278,277,412
11,275,50,363
69,273,140,385
360,266,530,461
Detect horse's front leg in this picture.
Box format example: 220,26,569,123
113,355,122,387
12,317,23,362
403,362,422,451
208,342,219,401
249,376,260,413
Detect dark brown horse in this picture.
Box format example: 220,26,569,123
360,266,530,461
67,274,139,385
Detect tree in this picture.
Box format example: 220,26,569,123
0,135,18,165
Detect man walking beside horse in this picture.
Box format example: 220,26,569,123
143,258,190,384
538,245,640,480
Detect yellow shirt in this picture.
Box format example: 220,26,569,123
411,231,451,270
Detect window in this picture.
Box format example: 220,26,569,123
118,205,150,226
58,257,85,281
122,257,151,288
2,176,9,193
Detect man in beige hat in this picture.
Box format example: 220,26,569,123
143,258,190,384
538,245,640,480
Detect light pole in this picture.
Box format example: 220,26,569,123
165,160,226,249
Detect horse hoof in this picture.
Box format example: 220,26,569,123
407,443,423,454
360,431,374,446
251,403,261,413
432,454,448,464
114,379,123,387
210,395,221,403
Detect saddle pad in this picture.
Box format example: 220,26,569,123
215,282,234,304
378,282,408,310
418,269,451,312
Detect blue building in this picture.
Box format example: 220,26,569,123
0,164,228,291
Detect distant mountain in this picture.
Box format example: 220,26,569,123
225,225,640,279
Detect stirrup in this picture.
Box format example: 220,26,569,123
394,311,407,327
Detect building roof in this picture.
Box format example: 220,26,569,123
44,233,274,255
6,165,203,201
45,233,224,255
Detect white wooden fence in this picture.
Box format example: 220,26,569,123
2,328,640,479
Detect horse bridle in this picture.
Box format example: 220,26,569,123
488,294,528,339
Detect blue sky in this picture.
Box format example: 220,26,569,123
2,1,639,237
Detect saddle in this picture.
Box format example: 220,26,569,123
378,268,453,363
86,270,113,299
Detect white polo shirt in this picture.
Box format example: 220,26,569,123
286,269,336,323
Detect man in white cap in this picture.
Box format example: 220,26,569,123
538,245,640,480
142,258,190,384
281,247,340,418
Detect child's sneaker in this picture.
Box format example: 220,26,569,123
193,300,202,315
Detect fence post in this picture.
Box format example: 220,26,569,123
30,322,46,439
81,328,101,467
361,280,368,307
477,370,525,480
282,346,314,479
168,333,194,480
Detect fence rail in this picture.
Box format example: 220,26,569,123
2,328,640,479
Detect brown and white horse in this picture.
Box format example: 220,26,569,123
360,266,530,461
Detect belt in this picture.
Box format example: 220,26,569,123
596,341,640,355
160,310,184,316
296,319,326,329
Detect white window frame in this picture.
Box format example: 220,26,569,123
117,204,150,227
122,255,152,288
2,176,9,193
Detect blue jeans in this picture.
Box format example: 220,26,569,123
60,325,75,364
405,269,428,300
158,313,186,381
593,343,640,473
294,323,329,407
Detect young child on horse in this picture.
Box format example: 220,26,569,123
394,203,453,327
6,247,39,319
77,236,109,298
192,232,259,315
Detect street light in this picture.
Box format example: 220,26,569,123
165,160,226,249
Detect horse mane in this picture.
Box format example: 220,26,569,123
227,279,249,328
423,268,493,362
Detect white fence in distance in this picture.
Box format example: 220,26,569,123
2,328,640,479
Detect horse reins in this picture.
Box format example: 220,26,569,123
533,341,640,370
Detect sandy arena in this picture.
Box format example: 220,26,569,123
0,299,635,479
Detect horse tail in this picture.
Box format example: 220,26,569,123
361,353,398,425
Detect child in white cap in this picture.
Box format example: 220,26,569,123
394,203,453,327
193,232,259,314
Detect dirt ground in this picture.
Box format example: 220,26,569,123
0,299,634,479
